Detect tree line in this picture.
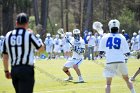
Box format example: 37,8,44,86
0,0,140,38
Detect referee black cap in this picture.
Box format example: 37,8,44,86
16,13,29,25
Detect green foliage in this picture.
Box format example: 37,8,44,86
118,8,140,36
28,16,36,33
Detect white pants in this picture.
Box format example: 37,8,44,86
64,58,83,68
46,46,53,53
103,63,128,77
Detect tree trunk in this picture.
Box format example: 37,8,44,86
33,0,40,25
65,0,69,32
135,1,140,24
40,0,48,37
72,0,82,29
82,0,88,32
0,5,2,35
83,0,93,32
103,0,111,32
60,0,64,28
2,0,14,35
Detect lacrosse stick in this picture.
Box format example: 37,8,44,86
57,28,73,46
57,28,82,54
93,21,103,35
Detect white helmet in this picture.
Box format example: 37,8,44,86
66,32,69,36
61,34,64,38
36,34,40,38
73,29,80,34
0,35,4,39
138,30,140,34
88,32,92,36
46,33,51,37
56,34,59,38
108,19,120,32
73,29,80,41
68,32,72,37
133,32,137,36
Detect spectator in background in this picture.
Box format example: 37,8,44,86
122,29,130,47
130,32,138,52
86,31,96,60
94,32,100,59
83,30,88,60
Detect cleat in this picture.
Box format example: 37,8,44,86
78,77,84,83
64,77,73,81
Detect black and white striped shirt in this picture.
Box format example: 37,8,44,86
3,28,42,67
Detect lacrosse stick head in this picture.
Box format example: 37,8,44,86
57,28,64,35
93,21,103,35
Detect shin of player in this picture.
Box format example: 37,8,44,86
63,29,85,83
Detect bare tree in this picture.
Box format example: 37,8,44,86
65,0,69,32
71,0,82,30
32,0,40,25
40,0,49,37
60,0,64,28
103,0,111,32
2,0,14,35
135,0,140,24
83,0,93,32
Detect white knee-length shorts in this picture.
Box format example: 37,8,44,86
103,63,128,77
64,58,83,68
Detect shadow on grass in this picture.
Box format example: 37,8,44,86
65,80,87,84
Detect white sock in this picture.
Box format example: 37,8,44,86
131,88,136,93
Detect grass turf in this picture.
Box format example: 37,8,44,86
0,58,140,93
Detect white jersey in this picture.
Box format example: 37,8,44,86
136,35,140,50
53,38,61,52
60,37,71,52
94,36,101,51
0,39,4,53
44,37,53,52
86,35,96,47
71,38,85,59
99,33,130,63
131,36,138,51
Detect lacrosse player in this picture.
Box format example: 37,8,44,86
130,30,140,81
34,34,43,59
0,35,4,58
44,33,54,59
61,32,72,59
99,19,136,93
136,30,140,59
53,34,61,59
63,29,85,83
131,32,138,51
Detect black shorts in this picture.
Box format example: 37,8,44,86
11,65,34,93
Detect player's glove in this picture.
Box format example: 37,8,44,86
4,70,11,79
125,52,130,57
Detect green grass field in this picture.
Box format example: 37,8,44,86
0,58,140,93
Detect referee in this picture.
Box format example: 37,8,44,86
2,13,44,93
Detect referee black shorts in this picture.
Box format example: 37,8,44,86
11,65,34,93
